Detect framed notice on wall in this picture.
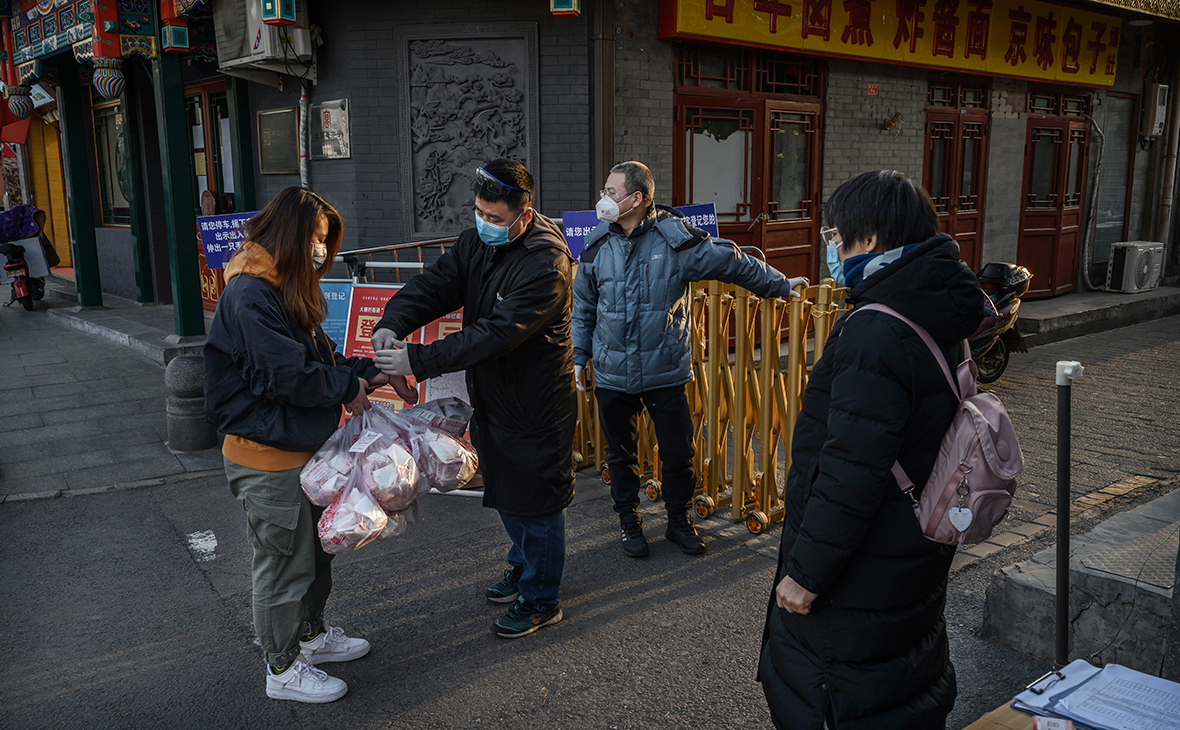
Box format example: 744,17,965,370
257,107,299,175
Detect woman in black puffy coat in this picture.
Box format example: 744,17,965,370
759,171,986,730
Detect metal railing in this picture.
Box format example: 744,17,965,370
574,279,851,534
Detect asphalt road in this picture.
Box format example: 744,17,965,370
1,303,1178,729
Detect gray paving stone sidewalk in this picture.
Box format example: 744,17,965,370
0,299,220,499
1,289,1178,729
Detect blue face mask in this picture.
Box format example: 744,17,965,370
826,240,845,286
476,209,526,247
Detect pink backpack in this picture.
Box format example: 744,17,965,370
855,304,1024,545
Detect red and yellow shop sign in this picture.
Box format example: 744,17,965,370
659,0,1121,87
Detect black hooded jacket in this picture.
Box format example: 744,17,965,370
373,213,576,518
759,234,986,730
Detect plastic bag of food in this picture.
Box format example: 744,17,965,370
412,429,478,492
400,398,474,439
300,414,365,506
360,440,422,512
317,469,387,554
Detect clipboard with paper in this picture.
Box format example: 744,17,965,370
1011,659,1180,730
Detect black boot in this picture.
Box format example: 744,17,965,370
619,514,649,558
665,512,706,555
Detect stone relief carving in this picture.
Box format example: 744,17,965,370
396,25,538,239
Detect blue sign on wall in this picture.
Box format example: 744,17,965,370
198,212,256,269
561,203,720,262
319,280,352,354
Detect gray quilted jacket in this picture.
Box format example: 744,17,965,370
572,206,796,394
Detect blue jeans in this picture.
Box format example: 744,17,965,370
499,510,565,611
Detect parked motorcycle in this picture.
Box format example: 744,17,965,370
1,240,44,311
970,262,1032,384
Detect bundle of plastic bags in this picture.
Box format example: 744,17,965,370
302,399,478,552
317,469,387,554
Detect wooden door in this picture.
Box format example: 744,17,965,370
924,111,988,271
1017,119,1089,297
675,98,761,251
760,101,822,279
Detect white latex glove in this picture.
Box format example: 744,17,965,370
371,328,397,352
786,276,809,298
574,364,585,393
374,341,413,377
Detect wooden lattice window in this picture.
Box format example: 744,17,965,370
1026,126,1062,208
928,77,990,111
767,111,818,220
754,52,821,97
677,44,748,91
1028,90,1092,117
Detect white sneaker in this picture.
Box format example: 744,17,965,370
265,660,347,703
299,625,371,665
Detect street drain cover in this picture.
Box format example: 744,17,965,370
1081,522,1179,590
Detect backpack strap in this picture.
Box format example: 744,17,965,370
850,303,967,505
856,303,962,400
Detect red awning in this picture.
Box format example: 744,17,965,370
1,116,31,144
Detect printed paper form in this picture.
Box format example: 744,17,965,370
1057,665,1180,730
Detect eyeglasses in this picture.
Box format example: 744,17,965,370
476,166,528,195
820,226,842,249
599,188,634,200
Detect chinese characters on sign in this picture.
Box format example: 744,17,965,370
310,98,351,160
660,0,1120,86
341,286,467,410
197,212,257,269
561,204,722,262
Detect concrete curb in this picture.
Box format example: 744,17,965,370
0,468,224,505
979,480,1180,672
46,307,205,366
1018,287,1180,347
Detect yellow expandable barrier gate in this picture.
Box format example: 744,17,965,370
573,279,851,534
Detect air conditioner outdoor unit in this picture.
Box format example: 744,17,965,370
217,0,313,77
1106,242,1164,293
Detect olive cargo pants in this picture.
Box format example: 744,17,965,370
225,458,333,668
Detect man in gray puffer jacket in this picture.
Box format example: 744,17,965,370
572,161,807,557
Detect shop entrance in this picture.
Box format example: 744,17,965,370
1017,91,1092,298
923,80,990,271
673,45,823,280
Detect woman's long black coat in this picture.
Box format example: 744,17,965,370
759,234,986,730
374,214,576,518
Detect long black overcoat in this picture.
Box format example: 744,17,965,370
759,234,986,730
374,214,576,518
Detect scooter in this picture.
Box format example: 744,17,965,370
1,241,44,311
970,262,1032,384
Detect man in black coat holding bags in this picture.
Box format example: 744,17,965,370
759,171,986,730
370,159,576,639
